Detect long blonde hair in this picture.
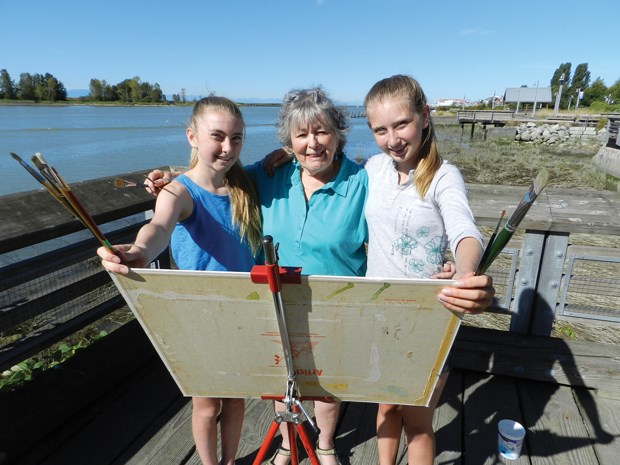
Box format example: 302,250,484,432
188,96,262,256
364,75,442,198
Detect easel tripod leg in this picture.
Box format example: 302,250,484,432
252,420,281,465
296,420,320,465
288,422,299,465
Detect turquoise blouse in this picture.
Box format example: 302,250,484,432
247,156,368,277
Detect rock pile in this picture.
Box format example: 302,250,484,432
515,122,603,145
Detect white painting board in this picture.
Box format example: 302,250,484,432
110,268,461,406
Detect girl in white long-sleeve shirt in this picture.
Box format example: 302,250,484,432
364,74,491,465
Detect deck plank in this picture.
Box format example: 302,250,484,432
462,371,529,465
235,398,292,465
115,397,194,465
36,359,181,465
433,368,464,465
519,380,599,465
574,394,620,465
335,401,378,465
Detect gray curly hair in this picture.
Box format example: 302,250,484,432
277,87,349,155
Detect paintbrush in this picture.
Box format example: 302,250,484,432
9,151,114,253
114,178,148,188
10,152,69,204
30,153,114,252
475,210,505,275
476,170,549,275
114,177,171,190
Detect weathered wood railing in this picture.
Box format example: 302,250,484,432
2,172,620,371
456,110,515,125
0,169,168,373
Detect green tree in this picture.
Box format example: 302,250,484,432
581,77,607,107
608,78,620,104
0,69,17,99
32,73,46,101
17,72,36,100
551,63,571,109
115,79,131,102
43,73,66,101
129,76,142,102
568,63,590,107
102,82,116,101
148,83,164,102
89,78,105,100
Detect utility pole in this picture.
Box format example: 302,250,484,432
532,81,539,118
553,73,564,116
575,88,581,111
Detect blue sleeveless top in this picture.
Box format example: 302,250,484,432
170,174,256,272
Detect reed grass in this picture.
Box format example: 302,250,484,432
434,120,606,190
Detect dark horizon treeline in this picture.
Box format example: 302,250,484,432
2,63,620,107
0,69,67,102
0,69,176,104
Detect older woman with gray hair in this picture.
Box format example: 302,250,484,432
147,87,367,465
250,87,367,465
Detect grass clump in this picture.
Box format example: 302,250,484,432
434,122,606,190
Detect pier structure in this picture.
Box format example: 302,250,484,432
1,171,620,464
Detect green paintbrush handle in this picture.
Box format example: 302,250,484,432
476,228,514,275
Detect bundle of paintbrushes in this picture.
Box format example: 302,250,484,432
475,170,549,275
10,151,113,252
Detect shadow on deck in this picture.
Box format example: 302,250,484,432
2,320,619,465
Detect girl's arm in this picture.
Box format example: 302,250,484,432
453,236,483,278
434,167,494,313
97,181,191,274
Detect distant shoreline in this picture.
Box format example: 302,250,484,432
0,99,281,107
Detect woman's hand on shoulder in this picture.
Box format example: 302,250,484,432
262,148,293,176
437,273,495,314
145,169,178,196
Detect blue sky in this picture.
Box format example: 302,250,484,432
1,0,618,104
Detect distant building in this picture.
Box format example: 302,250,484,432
504,87,552,106
436,98,468,107
482,96,504,107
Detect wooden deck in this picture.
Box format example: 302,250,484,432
3,320,619,465
2,177,620,465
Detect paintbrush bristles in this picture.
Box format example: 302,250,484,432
533,169,550,197
113,178,150,188
10,151,114,253
505,170,549,231
114,178,137,188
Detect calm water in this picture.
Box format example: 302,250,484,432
0,105,377,196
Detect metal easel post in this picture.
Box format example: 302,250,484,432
251,236,320,465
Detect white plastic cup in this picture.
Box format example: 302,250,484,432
497,419,525,460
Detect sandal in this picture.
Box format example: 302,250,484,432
316,446,342,465
268,446,291,465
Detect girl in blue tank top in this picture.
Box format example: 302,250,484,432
97,96,262,465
